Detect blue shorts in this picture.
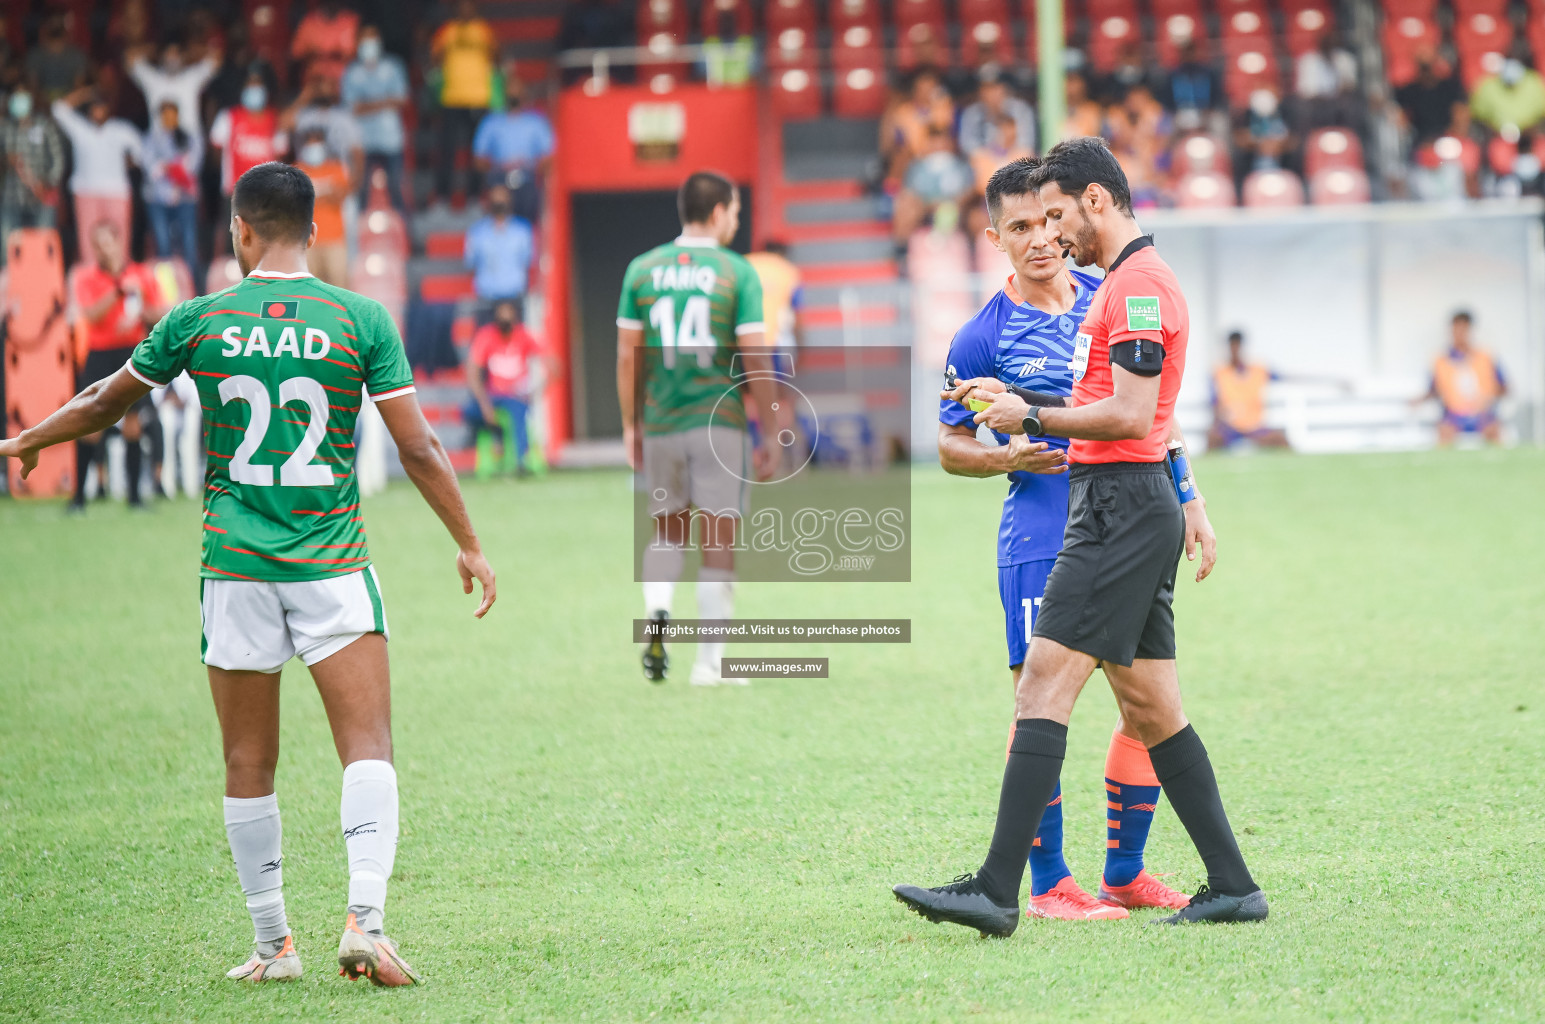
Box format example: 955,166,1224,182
998,558,1057,669
1214,421,1276,446
1442,410,1496,434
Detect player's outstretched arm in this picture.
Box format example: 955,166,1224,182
374,393,497,618
1168,420,1217,582
938,422,1067,477
0,366,151,478
616,325,642,470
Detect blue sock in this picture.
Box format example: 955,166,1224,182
1104,779,1161,887
1027,782,1070,897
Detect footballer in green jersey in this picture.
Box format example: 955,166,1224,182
0,162,496,986
616,171,782,688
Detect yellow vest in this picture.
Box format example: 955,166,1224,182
746,252,800,346
1213,363,1271,433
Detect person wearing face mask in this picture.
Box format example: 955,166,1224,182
144,100,205,289
52,86,142,264
462,298,543,477
286,73,366,193
471,72,554,223
296,127,352,286
0,87,66,264
341,25,408,213
129,38,219,141
463,183,534,321
292,0,361,88
1470,54,1545,134
208,69,289,257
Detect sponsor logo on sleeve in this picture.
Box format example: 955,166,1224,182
1125,296,1161,332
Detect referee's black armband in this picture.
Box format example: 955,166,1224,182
1005,384,1068,408
1110,339,1164,377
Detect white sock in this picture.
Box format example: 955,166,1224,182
224,794,290,944
641,541,683,616
695,567,735,670
340,759,399,930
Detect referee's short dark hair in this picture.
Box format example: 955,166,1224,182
679,170,736,226
984,155,1044,227
1031,136,1134,214
1452,309,1473,325
233,161,315,244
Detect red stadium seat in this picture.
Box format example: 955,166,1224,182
1242,168,1306,206
206,256,245,295
897,19,952,70
1309,168,1371,204
1215,0,1270,21
1152,0,1205,19
1224,43,1281,108
834,23,884,67
1454,0,1507,14
1086,0,1139,22
1176,172,1237,208
1283,2,1334,57
962,17,1014,67
895,0,948,27
246,0,293,86
1304,127,1364,176
833,63,886,117
771,63,823,119
636,0,688,36
357,207,409,260
765,0,817,33
699,0,754,39
1382,15,1441,87
1174,133,1229,174
1088,15,1140,74
1155,13,1210,68
767,25,814,67
1381,0,1438,17
830,0,883,32
1455,11,1513,89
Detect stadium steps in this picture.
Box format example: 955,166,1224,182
768,116,904,346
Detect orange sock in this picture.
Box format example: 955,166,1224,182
1103,729,1161,888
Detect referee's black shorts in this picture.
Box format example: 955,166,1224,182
1032,460,1185,667
78,345,154,421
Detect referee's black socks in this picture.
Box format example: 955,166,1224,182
1148,725,1258,896
976,718,1066,908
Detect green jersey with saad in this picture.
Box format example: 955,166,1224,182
616,235,764,435
128,270,416,583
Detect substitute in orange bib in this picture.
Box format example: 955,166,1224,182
1209,331,1289,450
1421,310,1506,445
894,137,1266,936
70,220,169,511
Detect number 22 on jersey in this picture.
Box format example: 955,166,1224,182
219,374,335,487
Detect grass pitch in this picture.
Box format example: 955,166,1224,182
1,450,1543,1022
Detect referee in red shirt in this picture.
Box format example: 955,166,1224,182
894,137,1266,932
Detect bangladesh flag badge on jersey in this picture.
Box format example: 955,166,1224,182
261,300,299,320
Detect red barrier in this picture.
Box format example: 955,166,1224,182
5,229,74,497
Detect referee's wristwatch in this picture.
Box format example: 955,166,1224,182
1021,411,1045,437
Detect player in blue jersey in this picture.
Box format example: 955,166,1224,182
936,158,1195,918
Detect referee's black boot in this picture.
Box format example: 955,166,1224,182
893,873,1020,937
1154,885,1268,925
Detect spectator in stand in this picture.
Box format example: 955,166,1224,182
746,240,804,350
0,14,17,89
70,220,169,511
1396,51,1465,148
1418,310,1507,445
1098,42,1151,105
292,0,361,88
296,126,351,286
0,87,66,262
473,75,554,223
1292,32,1360,131
287,73,365,185
143,100,204,289
1233,88,1294,183
208,67,288,254
341,25,409,213
969,113,1032,196
24,13,87,104
891,126,974,243
129,37,220,140
1062,71,1105,139
1159,38,1223,130
1470,55,1545,134
959,65,1036,162
463,297,542,477
1106,85,1171,208
464,183,535,320
880,67,954,184
431,0,497,208
52,86,142,264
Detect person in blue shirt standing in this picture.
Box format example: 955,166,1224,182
937,157,1199,920
472,75,554,223
340,25,409,213
464,182,534,322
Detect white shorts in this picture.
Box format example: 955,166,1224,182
200,567,390,674
642,425,750,517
